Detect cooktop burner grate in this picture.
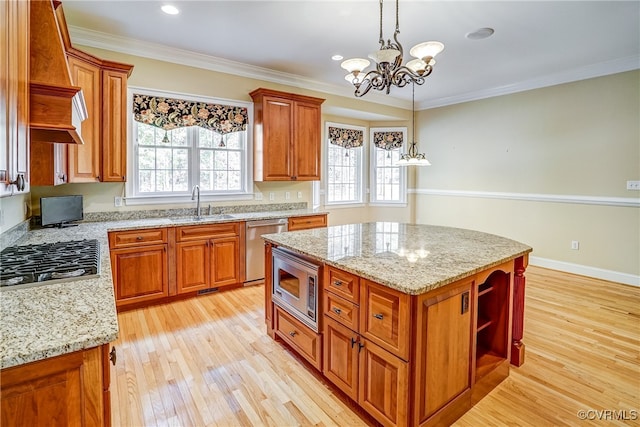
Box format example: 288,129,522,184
0,239,100,289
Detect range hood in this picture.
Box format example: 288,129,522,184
29,0,86,144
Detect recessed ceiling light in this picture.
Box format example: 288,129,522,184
331,55,344,61
466,27,494,40
161,5,180,15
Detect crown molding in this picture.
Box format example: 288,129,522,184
419,55,640,109
67,26,412,110
69,26,638,113
410,188,640,208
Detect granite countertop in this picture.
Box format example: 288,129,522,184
0,208,326,369
262,222,533,295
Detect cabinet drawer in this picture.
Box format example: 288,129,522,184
360,280,411,361
288,214,327,231
108,228,167,248
274,307,322,371
325,266,360,303
324,291,359,331
176,222,240,241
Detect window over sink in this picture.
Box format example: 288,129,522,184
126,88,253,205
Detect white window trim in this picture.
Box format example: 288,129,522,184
369,126,407,206
324,121,365,207
124,86,253,206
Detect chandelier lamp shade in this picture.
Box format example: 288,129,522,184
397,83,431,166
341,0,444,97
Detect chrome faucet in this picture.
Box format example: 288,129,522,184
191,185,201,219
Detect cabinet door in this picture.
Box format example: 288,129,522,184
360,280,411,360
323,317,359,401
30,142,67,186
210,236,240,287
67,56,101,183
102,69,128,182
293,101,321,180
413,283,472,424
358,340,409,427
111,244,168,308
1,353,83,427
176,240,209,294
261,96,293,180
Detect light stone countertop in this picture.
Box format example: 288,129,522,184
0,209,326,369
262,222,533,295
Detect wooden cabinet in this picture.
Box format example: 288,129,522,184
31,142,67,186
175,222,243,294
413,281,473,425
250,88,324,181
1,344,113,427
288,214,327,231
322,268,410,427
64,49,133,183
274,306,322,370
1,0,30,197
108,228,169,309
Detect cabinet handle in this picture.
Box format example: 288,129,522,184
333,280,342,287
136,236,143,241
461,291,470,314
289,331,297,337
332,307,342,315
9,174,25,192
358,341,365,353
373,313,384,320
109,346,117,365
351,337,357,348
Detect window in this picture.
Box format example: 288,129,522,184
370,127,407,205
325,122,365,205
127,89,252,204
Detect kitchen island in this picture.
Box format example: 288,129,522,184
262,222,532,427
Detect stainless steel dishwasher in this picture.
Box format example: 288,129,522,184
245,218,288,285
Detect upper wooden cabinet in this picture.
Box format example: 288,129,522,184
64,49,133,182
1,0,30,197
250,88,324,181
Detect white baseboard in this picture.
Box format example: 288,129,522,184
529,256,640,287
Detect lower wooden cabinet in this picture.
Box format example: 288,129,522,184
1,344,113,427
274,307,322,371
110,243,168,308
288,214,327,231
323,317,359,401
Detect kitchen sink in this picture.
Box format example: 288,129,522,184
171,214,238,224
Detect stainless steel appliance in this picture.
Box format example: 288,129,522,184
272,247,320,332
245,218,288,285
0,239,100,290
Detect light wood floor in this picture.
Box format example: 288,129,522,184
111,266,640,426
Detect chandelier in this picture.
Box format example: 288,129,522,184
397,83,431,166
340,0,444,97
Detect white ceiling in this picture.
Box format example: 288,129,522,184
63,1,639,111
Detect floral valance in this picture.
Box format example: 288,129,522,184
373,131,404,150
133,93,248,135
328,126,364,149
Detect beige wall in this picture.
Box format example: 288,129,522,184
413,71,640,278
0,193,29,233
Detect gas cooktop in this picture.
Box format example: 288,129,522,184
0,239,100,290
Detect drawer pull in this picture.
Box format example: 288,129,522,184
109,346,117,366
289,331,297,337
332,307,342,315
373,313,384,320
351,337,357,348
333,280,343,287
136,236,143,241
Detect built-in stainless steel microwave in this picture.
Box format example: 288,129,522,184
272,247,320,332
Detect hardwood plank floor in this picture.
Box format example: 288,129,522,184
111,266,640,426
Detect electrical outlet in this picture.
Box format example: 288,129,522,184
254,192,263,201
285,191,290,200
627,180,640,190
571,240,580,250
297,191,302,199
114,197,123,207
269,192,275,201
